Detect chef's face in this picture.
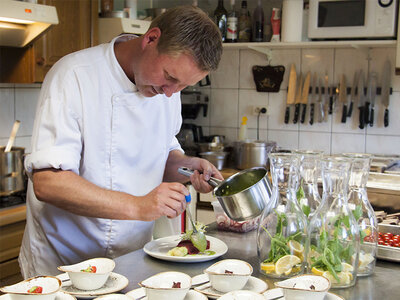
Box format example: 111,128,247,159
134,29,208,98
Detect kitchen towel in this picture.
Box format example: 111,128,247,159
281,0,303,42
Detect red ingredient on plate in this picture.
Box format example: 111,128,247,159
224,270,233,274
27,286,43,294
177,240,210,254
81,265,97,273
172,282,181,288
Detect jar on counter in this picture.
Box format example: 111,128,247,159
257,153,308,278
308,156,360,288
342,153,377,277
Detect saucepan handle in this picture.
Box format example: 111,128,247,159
178,167,222,188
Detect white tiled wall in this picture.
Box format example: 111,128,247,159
193,46,400,156
1,47,400,156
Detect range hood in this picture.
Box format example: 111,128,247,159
98,18,150,44
0,0,58,47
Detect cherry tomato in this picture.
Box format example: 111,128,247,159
378,241,385,245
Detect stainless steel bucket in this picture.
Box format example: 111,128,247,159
178,167,272,221
0,146,25,196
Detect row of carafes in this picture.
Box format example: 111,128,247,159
284,62,392,128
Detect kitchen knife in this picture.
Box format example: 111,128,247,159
317,78,324,123
324,73,329,121
381,60,391,127
357,70,366,129
367,72,377,127
285,64,297,124
309,72,317,125
300,71,311,124
339,74,347,123
364,73,372,125
293,73,303,124
348,70,359,118
328,83,334,115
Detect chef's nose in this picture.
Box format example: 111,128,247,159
161,83,180,97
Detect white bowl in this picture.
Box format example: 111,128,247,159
57,258,115,291
218,290,265,300
0,276,61,300
138,271,191,300
93,294,132,300
204,259,253,293
274,274,331,300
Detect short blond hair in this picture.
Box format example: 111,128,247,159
149,6,222,71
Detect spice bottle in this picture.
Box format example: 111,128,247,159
257,153,308,278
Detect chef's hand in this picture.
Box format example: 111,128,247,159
142,182,188,220
189,157,224,193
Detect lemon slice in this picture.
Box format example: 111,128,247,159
311,267,325,276
284,268,292,276
359,253,375,269
288,240,304,259
341,262,354,272
260,262,275,273
275,255,301,275
322,271,351,285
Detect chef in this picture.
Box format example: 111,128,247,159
19,6,223,277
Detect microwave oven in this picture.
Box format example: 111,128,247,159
308,0,398,39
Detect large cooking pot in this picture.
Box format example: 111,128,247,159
234,140,276,170
178,167,272,221
0,146,25,196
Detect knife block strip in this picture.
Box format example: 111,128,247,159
286,86,392,95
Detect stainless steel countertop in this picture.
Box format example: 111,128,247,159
114,223,400,300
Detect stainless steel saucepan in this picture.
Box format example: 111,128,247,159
178,167,272,221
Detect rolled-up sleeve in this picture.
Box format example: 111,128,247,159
25,69,83,177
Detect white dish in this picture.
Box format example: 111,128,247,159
263,288,345,300
56,272,128,299
93,294,132,300
194,276,267,299
126,288,207,300
0,292,76,300
275,275,330,300
143,235,228,263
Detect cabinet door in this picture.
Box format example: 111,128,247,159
34,0,98,82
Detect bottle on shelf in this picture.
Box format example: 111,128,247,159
226,0,238,42
252,0,264,42
238,0,251,42
214,0,228,42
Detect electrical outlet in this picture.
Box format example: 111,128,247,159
252,106,268,116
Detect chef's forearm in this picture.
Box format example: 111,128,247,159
163,150,196,182
32,168,144,220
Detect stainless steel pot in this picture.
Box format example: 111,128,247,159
178,167,272,221
199,151,228,170
0,146,25,196
234,140,276,170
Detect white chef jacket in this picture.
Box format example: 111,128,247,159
19,35,183,278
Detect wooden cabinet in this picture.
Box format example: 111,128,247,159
0,0,98,83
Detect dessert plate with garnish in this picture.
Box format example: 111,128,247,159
56,272,129,299
143,223,228,263
263,288,345,300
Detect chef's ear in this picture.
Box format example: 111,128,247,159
142,27,161,48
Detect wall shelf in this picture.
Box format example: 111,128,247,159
222,40,396,50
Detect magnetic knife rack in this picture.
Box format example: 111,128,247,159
289,87,393,95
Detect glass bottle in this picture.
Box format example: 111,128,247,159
293,150,323,220
214,0,228,42
343,153,377,277
252,0,264,42
257,153,308,279
308,157,360,288
226,0,238,42
238,0,251,42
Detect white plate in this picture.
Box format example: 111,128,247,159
126,288,207,300
194,276,268,299
0,292,76,300
56,272,129,299
143,235,228,263
263,288,345,300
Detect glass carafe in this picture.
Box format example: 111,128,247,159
308,157,360,288
293,150,323,220
343,153,377,277
257,153,308,278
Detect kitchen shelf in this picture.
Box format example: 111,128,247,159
223,40,396,50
